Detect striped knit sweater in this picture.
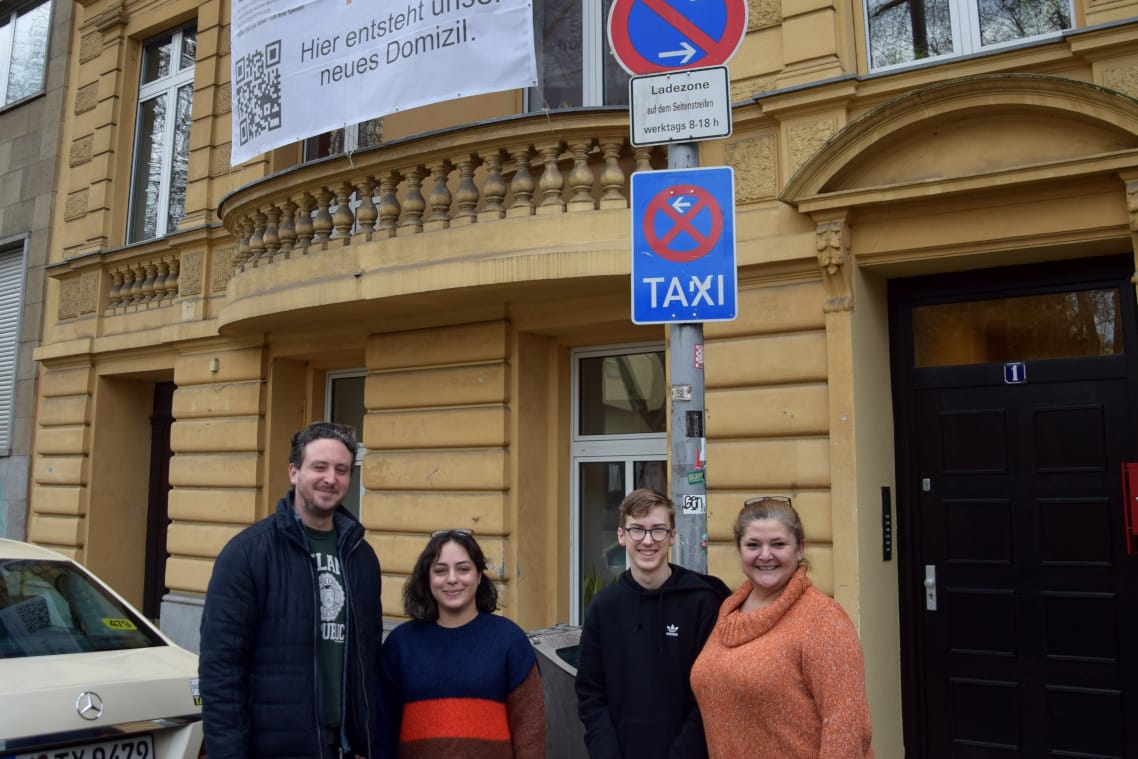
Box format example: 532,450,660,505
379,613,546,759
690,567,874,758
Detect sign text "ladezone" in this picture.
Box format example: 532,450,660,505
647,79,711,95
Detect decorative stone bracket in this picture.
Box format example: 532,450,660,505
815,214,853,312
1126,177,1138,285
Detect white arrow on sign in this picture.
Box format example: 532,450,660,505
658,41,696,64
671,196,692,213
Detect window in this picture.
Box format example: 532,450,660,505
127,24,195,243
303,118,383,161
326,370,366,518
866,0,1073,71
529,0,628,110
0,557,163,658
913,289,1122,368
0,0,50,107
0,242,23,456
571,345,667,622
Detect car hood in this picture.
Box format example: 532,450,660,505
0,645,201,740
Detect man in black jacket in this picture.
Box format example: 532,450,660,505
200,421,383,758
575,488,730,759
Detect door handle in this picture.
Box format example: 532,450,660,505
924,565,937,611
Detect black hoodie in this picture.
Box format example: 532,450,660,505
575,563,731,759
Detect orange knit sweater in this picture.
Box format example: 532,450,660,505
690,567,874,758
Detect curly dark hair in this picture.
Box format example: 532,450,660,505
403,530,499,621
289,421,359,468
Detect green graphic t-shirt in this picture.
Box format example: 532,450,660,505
306,525,345,744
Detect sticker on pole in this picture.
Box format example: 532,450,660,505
608,0,749,75
681,494,706,515
630,166,737,324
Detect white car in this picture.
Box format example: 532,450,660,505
0,538,203,758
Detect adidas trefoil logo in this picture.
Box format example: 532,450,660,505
665,624,679,637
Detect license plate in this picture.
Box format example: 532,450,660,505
9,734,154,759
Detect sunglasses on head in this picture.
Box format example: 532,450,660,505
743,495,792,508
431,528,474,539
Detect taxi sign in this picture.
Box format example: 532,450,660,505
631,167,737,323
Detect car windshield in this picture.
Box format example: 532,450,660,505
0,559,164,658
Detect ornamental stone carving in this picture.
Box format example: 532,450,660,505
79,273,99,315
79,31,101,63
726,132,778,202
181,251,204,296
788,117,838,174
70,135,94,167
75,83,98,114
212,249,234,292
64,189,89,221
816,217,853,312
59,279,80,321
1103,64,1138,100
1126,179,1138,234
747,0,781,28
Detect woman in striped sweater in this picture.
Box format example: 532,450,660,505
379,530,546,758
690,497,874,758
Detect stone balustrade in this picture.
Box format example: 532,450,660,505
107,255,181,309
218,110,656,274
51,110,653,330
55,252,184,320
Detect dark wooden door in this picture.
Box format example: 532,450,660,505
913,361,1137,757
892,256,1138,758
143,381,174,621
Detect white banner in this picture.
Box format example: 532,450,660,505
230,0,537,165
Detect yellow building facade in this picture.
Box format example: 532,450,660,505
31,0,1138,755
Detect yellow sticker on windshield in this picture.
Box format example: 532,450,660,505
102,618,137,630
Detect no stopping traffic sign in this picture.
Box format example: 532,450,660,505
608,0,748,75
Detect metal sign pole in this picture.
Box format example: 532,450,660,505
667,142,707,574
609,0,748,575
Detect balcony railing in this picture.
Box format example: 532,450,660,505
49,109,657,335
218,109,657,274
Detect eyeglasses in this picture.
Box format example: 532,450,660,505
431,529,473,538
622,525,673,542
744,495,792,508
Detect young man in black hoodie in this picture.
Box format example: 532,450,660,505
575,488,731,759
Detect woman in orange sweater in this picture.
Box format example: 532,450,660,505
690,496,874,758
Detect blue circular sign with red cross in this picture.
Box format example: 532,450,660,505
608,0,748,75
630,166,737,324
643,184,724,263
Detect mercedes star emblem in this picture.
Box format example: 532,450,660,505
76,690,104,720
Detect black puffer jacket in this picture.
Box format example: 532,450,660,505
199,493,383,759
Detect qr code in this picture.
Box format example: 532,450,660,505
234,40,283,146
16,597,51,632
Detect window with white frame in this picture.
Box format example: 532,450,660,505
127,24,195,243
0,242,25,455
0,0,50,107
326,370,366,518
529,0,628,110
571,345,667,622
866,0,1073,71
